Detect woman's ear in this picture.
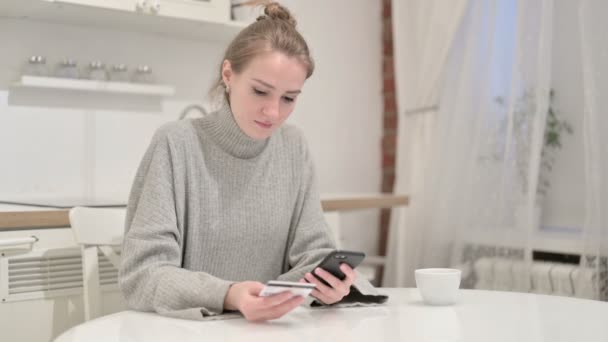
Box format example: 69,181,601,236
221,60,233,88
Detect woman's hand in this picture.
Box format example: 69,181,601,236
224,281,305,322
301,264,356,305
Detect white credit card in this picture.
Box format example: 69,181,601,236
259,280,316,298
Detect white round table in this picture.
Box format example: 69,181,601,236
55,288,608,342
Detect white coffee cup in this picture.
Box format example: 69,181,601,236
415,268,461,305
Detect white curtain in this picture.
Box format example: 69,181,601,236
387,0,607,300
385,0,555,288
383,0,468,287
579,0,608,300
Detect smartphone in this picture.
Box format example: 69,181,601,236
311,250,365,286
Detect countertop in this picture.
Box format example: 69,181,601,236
0,193,408,231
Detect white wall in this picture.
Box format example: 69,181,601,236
0,0,383,253
281,0,383,252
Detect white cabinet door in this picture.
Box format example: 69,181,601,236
51,0,137,12
149,0,230,23
53,0,231,23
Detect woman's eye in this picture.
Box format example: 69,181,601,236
253,88,267,96
283,96,295,103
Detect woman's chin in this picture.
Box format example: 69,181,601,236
245,129,272,140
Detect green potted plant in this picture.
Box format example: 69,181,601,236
538,90,574,195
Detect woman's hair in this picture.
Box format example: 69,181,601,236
210,2,314,100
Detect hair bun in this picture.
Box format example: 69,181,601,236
256,2,297,27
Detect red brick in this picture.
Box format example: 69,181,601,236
383,78,395,93
382,174,396,192
378,208,392,256
382,170,395,182
384,29,393,42
380,209,391,226
378,0,396,285
383,57,394,77
383,27,392,42
383,40,393,55
382,135,397,151
383,0,392,18
383,128,397,136
384,95,396,113
383,88,395,99
383,114,397,130
383,169,395,179
383,57,392,72
383,19,393,41
382,154,395,168
383,90,394,101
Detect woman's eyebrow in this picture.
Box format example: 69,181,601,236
252,78,301,94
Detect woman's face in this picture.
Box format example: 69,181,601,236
222,51,308,140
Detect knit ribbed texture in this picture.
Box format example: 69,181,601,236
119,98,358,321
198,102,268,159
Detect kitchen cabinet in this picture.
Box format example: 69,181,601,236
146,0,230,23
50,0,136,12
0,0,243,41
53,0,231,23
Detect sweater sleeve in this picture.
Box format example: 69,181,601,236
118,126,234,320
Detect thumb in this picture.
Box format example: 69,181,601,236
247,281,266,296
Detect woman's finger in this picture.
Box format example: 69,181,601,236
314,268,349,295
262,295,305,321
313,268,343,289
304,272,332,293
310,289,335,305
340,264,357,285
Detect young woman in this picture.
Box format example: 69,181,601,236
119,2,375,322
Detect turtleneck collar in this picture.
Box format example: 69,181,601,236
199,98,269,159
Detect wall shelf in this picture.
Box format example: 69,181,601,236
13,75,175,97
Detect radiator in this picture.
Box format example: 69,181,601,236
468,257,601,299
1,247,119,302
0,228,125,342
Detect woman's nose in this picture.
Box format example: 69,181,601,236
263,101,280,119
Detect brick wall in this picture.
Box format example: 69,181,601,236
378,0,397,282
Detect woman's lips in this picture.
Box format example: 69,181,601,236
255,120,272,129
